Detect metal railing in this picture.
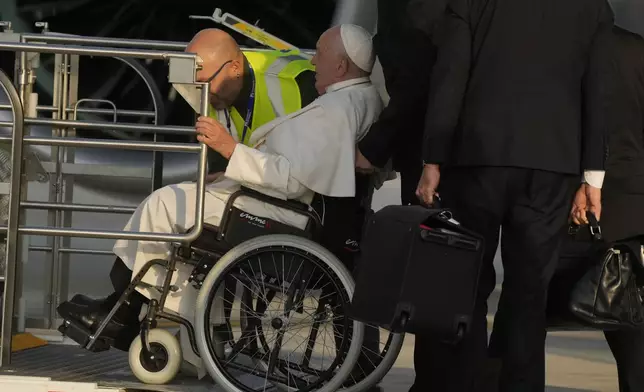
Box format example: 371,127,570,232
0,41,197,60
0,104,157,118
21,33,188,51
17,118,194,136
0,38,209,366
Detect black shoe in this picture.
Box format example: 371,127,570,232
57,300,135,332
57,300,140,351
64,291,140,324
69,292,121,312
69,294,106,308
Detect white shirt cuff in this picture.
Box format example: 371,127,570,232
583,170,605,189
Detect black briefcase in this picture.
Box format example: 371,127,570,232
350,205,485,343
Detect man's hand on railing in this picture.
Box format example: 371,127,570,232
196,116,238,160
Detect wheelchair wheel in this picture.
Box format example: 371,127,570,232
195,234,365,392
128,328,182,385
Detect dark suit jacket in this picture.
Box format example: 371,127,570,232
599,26,644,242
422,0,614,175
358,0,447,172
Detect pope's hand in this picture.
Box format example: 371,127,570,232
205,171,224,183
416,164,441,205
355,147,375,173
196,116,238,159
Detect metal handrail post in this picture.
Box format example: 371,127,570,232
192,83,210,241
0,68,25,366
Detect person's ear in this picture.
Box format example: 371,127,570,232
337,57,349,76
230,59,242,78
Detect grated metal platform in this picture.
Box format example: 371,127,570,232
0,344,218,391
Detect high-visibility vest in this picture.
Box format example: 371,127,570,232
209,50,315,145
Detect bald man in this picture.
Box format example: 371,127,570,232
183,29,319,180
56,25,384,375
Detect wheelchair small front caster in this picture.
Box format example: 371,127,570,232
129,329,182,385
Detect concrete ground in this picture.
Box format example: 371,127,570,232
370,179,620,392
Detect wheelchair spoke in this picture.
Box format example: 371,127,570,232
266,265,301,374
301,295,328,368
228,325,263,361
247,261,273,305
223,285,263,320
238,322,320,388
240,269,273,306
256,256,271,308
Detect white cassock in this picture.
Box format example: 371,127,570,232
112,76,384,374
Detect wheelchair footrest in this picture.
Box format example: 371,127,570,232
58,318,111,353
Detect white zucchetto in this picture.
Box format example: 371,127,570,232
340,24,375,73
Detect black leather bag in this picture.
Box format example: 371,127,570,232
547,214,644,330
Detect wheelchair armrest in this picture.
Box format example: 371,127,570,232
238,186,310,212
217,186,323,240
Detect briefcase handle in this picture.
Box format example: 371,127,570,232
422,194,442,209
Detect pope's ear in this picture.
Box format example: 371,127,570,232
337,57,350,75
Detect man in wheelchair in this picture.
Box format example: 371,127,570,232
56,23,384,367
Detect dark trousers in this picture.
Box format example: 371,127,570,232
106,257,147,321
605,329,644,392
109,257,134,294
410,167,578,392
399,162,423,206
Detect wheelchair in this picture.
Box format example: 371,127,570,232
59,185,405,392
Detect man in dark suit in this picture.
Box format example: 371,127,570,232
355,0,447,205
583,25,644,243
414,0,614,391
565,25,644,392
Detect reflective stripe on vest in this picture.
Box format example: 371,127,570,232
264,55,313,117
